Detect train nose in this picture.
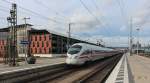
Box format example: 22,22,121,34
67,56,76,59
66,54,80,65
67,54,78,59
68,56,78,59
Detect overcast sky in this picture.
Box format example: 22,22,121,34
0,0,150,47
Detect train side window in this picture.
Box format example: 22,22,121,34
87,50,90,54
82,51,87,55
82,50,90,55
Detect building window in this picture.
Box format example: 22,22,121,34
37,42,39,47
42,41,44,47
35,36,37,41
33,42,35,47
4,46,6,50
39,35,42,41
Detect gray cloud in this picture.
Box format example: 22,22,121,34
132,0,150,26
69,10,103,32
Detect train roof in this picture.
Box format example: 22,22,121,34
72,43,114,51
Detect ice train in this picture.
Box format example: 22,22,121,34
66,43,119,65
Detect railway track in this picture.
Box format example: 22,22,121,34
0,63,67,83
73,53,122,83
0,53,122,83
47,53,123,83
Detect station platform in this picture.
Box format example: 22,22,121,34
128,55,150,83
0,57,65,75
105,53,150,83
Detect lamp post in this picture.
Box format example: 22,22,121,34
129,18,133,56
136,28,140,55
23,17,30,63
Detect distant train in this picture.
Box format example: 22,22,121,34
66,43,120,65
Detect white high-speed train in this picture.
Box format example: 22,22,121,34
66,43,119,65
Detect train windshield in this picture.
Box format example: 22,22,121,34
68,45,82,54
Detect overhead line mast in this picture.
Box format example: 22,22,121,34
129,18,133,56
7,3,18,66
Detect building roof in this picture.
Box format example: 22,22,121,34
0,24,33,32
46,29,84,41
7,24,33,29
0,28,9,32
29,29,49,34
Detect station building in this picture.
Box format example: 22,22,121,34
0,24,33,58
0,28,9,58
0,24,97,57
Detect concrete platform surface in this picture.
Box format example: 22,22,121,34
127,55,150,83
0,57,65,74
105,53,129,83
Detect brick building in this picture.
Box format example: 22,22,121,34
29,30,52,57
28,29,91,57
0,24,33,57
